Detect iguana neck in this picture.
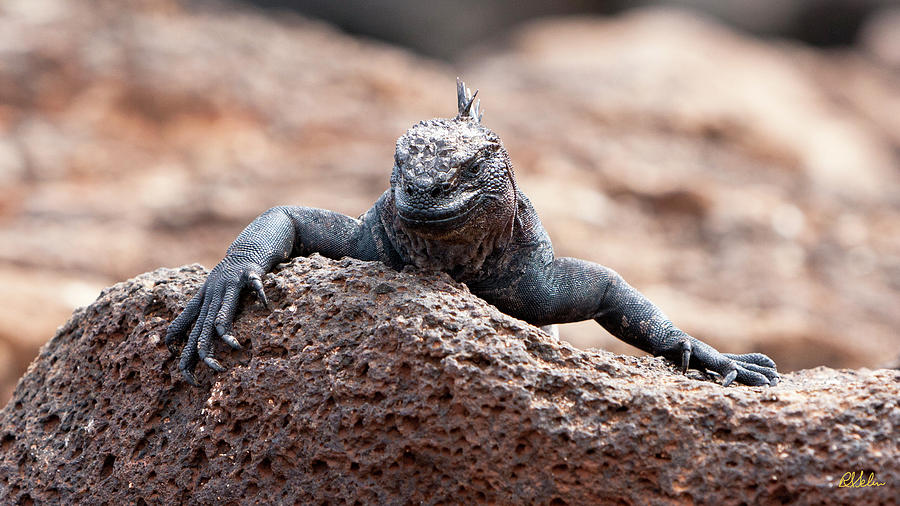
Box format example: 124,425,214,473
380,191,516,282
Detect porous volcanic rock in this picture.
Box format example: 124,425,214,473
1,256,898,504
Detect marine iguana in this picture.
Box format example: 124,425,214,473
166,80,779,387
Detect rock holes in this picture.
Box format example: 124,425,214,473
123,370,139,385
257,457,273,478
400,415,420,432
257,344,289,359
100,454,116,478
310,459,327,473
1,433,14,451
190,447,209,468
132,436,148,457
771,484,792,503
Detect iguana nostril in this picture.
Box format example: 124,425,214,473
430,187,442,198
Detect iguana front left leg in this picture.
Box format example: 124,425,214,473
489,256,779,386
166,203,390,385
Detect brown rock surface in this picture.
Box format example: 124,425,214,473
1,0,900,406
1,257,898,504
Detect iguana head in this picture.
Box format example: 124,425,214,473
391,79,517,240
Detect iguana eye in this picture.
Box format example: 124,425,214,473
466,160,481,175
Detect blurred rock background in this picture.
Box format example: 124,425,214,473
1,0,898,405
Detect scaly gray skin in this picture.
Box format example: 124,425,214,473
166,80,779,387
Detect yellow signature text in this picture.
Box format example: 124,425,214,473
838,471,886,488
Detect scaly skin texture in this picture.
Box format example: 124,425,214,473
166,80,779,387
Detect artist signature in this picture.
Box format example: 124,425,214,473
838,471,886,488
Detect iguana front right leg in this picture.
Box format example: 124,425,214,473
483,255,779,386
165,204,384,385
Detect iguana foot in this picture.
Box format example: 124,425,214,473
165,258,268,385
660,332,779,386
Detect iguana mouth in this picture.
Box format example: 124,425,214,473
395,194,483,228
